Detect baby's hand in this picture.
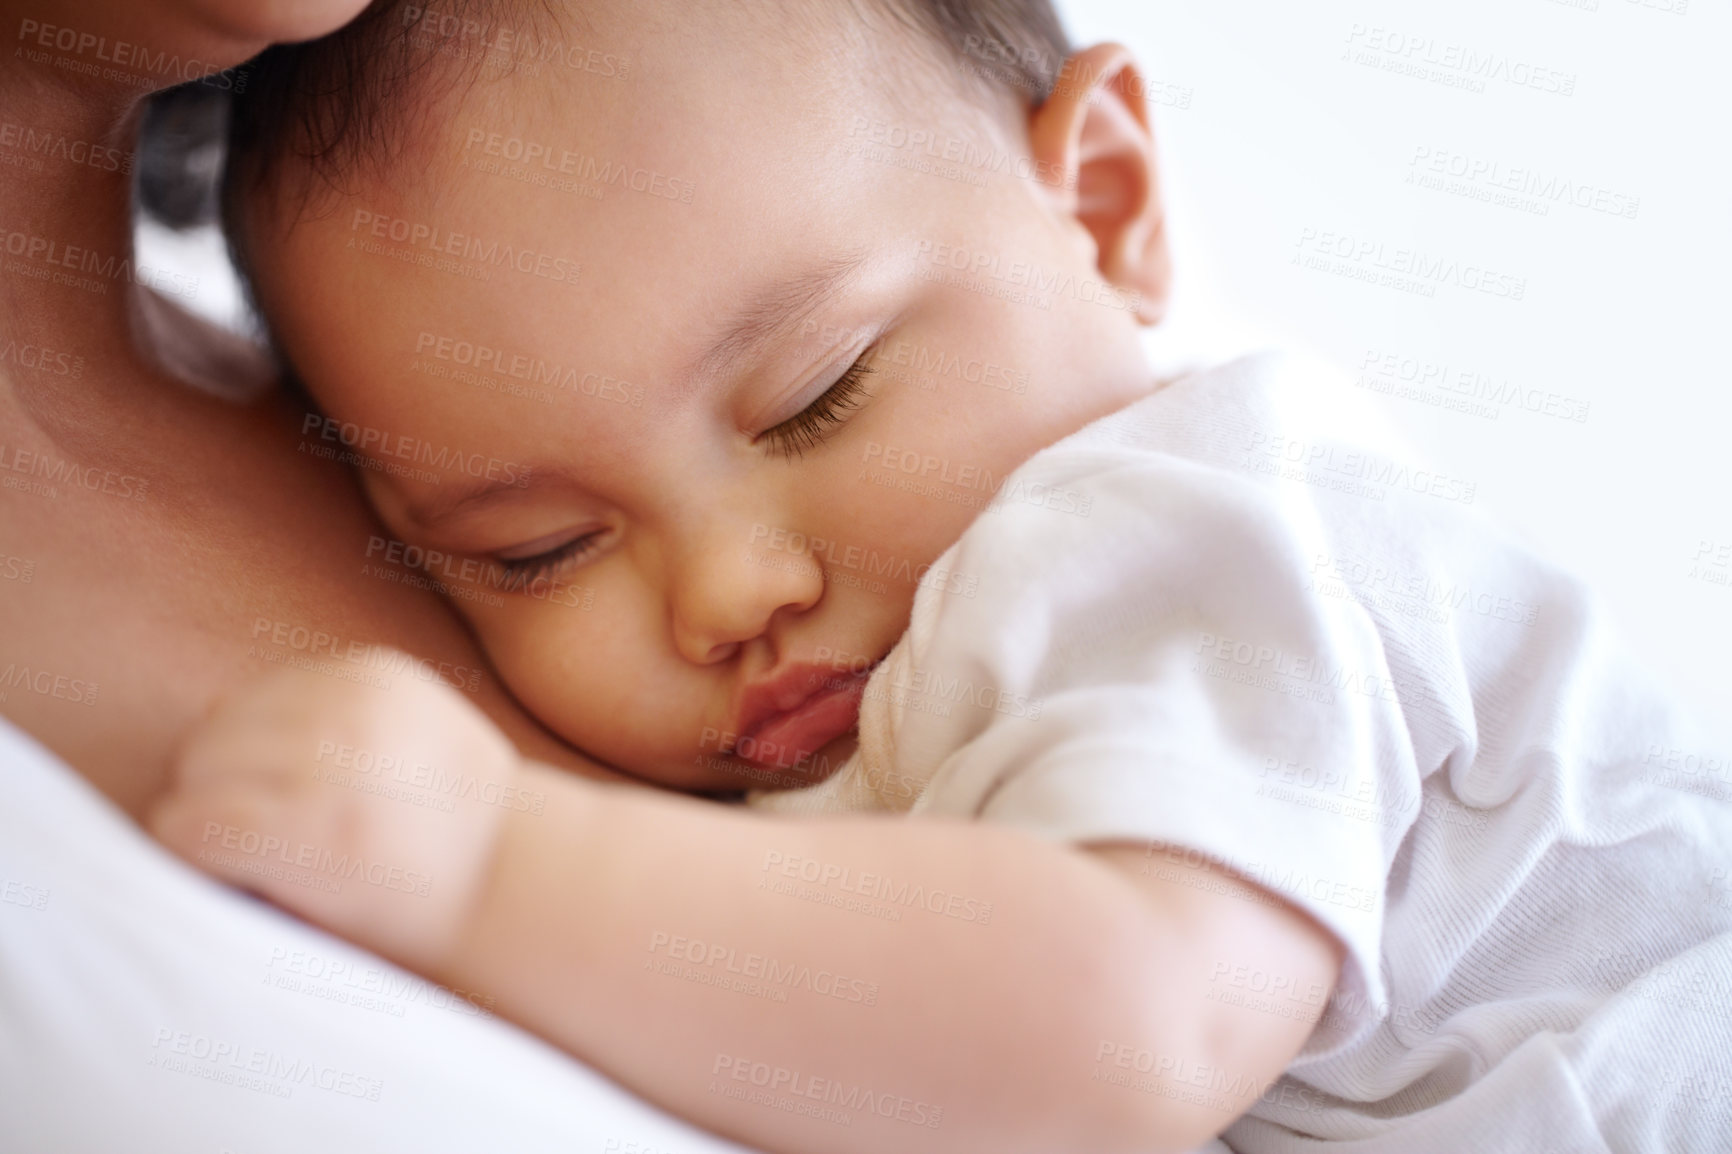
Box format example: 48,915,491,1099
148,660,522,973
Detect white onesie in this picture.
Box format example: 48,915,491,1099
748,351,1732,1152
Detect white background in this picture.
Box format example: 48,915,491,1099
1060,0,1730,732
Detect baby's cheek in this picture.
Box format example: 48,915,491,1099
479,601,677,762
477,605,595,734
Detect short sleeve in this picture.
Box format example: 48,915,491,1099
881,438,1424,1045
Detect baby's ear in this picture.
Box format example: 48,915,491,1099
1026,44,1170,325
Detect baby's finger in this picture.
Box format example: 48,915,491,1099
147,781,306,891
170,688,332,792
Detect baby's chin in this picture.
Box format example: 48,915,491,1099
631,731,859,797
743,732,857,794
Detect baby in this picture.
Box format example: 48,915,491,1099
149,1,1732,1152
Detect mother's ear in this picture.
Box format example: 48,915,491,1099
1025,43,1171,326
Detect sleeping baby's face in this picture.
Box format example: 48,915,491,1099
245,0,1168,789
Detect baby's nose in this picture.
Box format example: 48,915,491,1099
667,527,824,664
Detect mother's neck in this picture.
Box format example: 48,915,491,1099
0,56,154,434
0,0,281,401
0,64,138,298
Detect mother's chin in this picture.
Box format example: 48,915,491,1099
3,0,378,84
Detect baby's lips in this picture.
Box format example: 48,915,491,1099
735,673,867,768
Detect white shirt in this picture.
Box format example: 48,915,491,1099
750,351,1732,1151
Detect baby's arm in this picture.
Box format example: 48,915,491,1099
151,667,1339,1154
468,765,1339,1154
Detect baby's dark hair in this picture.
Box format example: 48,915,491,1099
223,0,1070,227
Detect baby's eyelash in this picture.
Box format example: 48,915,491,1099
758,352,876,460
492,533,603,591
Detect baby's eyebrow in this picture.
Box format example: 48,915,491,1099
403,466,570,530
400,254,873,529
687,249,873,389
